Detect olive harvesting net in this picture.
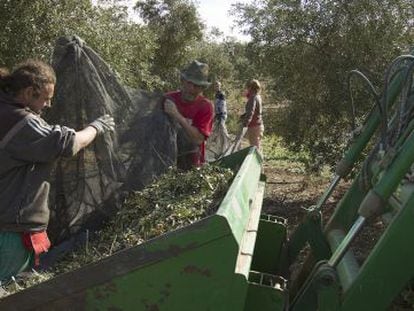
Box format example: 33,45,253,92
205,119,231,162
46,36,177,245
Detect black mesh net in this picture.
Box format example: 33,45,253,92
46,36,176,245
205,119,230,162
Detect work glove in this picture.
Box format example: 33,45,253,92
89,114,115,135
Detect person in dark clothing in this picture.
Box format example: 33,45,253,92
0,59,115,282
214,81,227,126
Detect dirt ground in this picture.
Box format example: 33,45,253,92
261,161,413,310
261,158,350,238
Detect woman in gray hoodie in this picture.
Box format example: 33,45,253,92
0,59,114,282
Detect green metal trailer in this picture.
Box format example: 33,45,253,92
0,147,288,311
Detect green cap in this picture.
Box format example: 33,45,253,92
180,60,211,87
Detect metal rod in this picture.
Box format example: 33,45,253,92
326,229,360,291
328,216,366,267
315,175,341,212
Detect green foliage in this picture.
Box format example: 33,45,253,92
0,0,251,104
80,5,158,89
2,0,411,174
0,0,251,123
233,0,414,169
0,0,157,88
189,37,260,129
262,134,309,174
134,0,204,89
0,0,95,65
188,40,237,100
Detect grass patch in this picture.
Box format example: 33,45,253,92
262,135,310,174
263,134,333,178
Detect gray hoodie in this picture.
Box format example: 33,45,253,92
0,92,76,232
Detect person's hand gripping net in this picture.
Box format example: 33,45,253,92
164,98,181,120
89,114,115,135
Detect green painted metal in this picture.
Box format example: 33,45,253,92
326,229,359,291
251,214,287,275
87,229,243,311
291,119,414,309
289,174,368,299
216,148,263,243
289,53,414,311
244,271,286,311
287,55,414,303
290,261,341,311
325,87,414,231
324,173,368,232
291,261,337,311
398,182,414,205
330,126,414,310
317,273,341,311
340,191,414,310
288,210,331,263
373,133,414,198
335,62,408,178
0,147,289,311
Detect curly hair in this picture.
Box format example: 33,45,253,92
0,59,56,97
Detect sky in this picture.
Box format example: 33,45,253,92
195,0,252,41
120,0,253,42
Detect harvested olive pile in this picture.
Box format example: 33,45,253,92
54,164,234,273
2,164,234,295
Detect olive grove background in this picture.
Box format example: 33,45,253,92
1,0,412,170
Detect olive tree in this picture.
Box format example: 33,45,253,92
134,0,205,89
0,0,157,87
232,0,414,169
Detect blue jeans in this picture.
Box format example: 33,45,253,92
0,232,33,283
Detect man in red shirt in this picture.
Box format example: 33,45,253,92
164,60,214,170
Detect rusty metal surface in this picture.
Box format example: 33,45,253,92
0,217,224,310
